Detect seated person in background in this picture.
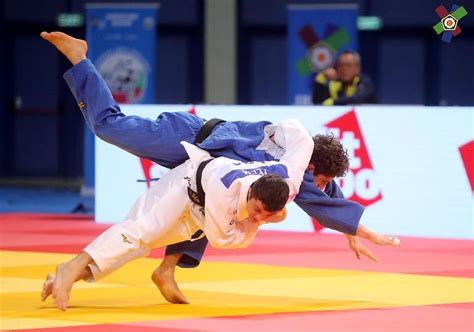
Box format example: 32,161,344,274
312,50,377,106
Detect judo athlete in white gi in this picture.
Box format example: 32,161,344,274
40,31,401,305
45,117,313,311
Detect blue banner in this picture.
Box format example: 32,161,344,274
83,3,159,194
287,4,358,105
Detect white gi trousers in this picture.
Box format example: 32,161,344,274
84,161,201,281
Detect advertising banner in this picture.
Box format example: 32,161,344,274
95,105,474,239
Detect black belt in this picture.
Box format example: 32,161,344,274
187,158,213,207
187,118,225,207
191,229,204,240
195,118,225,144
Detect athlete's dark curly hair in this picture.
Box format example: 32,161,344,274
309,134,349,177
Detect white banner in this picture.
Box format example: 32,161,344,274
96,105,474,239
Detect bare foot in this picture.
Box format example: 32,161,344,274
40,31,88,65
41,274,55,301
52,263,77,311
152,267,189,304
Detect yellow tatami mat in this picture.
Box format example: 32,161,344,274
1,250,473,331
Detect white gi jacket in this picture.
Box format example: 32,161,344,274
183,118,313,249
84,119,313,280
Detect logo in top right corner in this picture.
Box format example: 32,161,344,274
433,4,468,43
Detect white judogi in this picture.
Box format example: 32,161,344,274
185,118,313,249
84,119,312,280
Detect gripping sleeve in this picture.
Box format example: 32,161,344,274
294,171,363,235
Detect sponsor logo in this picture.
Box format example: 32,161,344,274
296,24,350,76
433,5,467,43
459,141,474,192
311,108,382,232
96,48,149,103
294,23,351,104
326,109,382,206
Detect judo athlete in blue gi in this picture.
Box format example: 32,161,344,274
40,31,401,304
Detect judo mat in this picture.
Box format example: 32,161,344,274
1,213,473,331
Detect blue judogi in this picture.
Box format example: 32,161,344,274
64,59,364,267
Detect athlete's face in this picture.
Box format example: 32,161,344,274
313,174,335,191
307,164,335,191
247,198,278,224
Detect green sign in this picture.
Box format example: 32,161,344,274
357,16,383,30
57,13,84,27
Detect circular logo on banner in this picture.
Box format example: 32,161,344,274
96,49,149,104
307,41,336,72
442,15,457,30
